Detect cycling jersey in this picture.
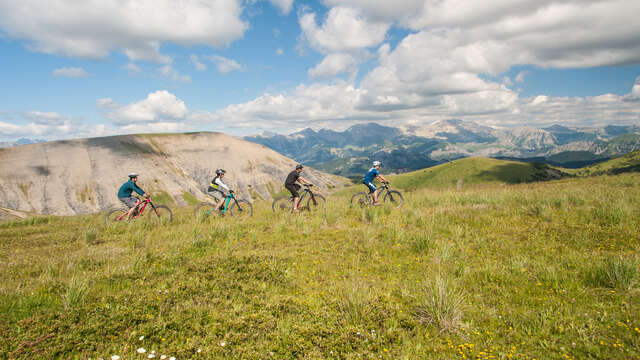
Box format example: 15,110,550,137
117,179,145,198
285,170,300,186
363,167,379,184
209,176,230,193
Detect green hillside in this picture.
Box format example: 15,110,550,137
568,150,640,177
388,157,563,190
2,173,639,359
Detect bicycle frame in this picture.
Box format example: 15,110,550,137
292,186,316,209
114,198,157,221
206,192,245,216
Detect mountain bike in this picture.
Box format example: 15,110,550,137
272,184,326,213
194,190,253,220
350,182,404,209
106,196,172,224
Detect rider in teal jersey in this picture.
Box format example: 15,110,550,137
117,173,149,220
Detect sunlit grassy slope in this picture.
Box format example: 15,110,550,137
1,172,639,359
565,150,640,177
385,157,561,190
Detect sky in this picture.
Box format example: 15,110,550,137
1,0,640,142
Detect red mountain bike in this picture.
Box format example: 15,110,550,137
105,196,172,224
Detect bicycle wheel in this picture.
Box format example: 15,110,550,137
272,196,293,213
229,199,253,218
306,194,326,212
384,190,404,208
147,204,173,223
194,202,216,220
105,208,127,225
350,192,369,208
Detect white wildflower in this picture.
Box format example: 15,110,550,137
220,341,226,347
139,335,144,341
111,356,120,360
197,348,202,353
161,356,167,360
137,347,146,354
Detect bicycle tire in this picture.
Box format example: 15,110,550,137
229,199,253,218
148,204,173,223
384,190,404,208
350,192,369,208
194,202,216,220
272,196,293,213
306,193,326,212
105,208,127,225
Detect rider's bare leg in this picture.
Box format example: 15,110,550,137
292,197,300,211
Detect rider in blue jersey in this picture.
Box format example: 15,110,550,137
117,173,149,220
362,161,390,205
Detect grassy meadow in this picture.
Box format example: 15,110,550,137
1,171,639,359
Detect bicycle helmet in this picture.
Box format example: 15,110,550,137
215,169,226,175
128,173,139,178
295,164,304,170
372,161,381,167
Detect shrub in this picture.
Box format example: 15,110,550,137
412,275,465,334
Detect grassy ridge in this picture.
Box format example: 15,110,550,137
566,150,640,177
1,174,639,359
388,157,559,190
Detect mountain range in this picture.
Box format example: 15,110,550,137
245,120,640,177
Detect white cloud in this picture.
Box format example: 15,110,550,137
299,6,390,54
23,111,66,125
203,55,243,74
104,90,187,125
158,66,191,83
0,0,248,62
269,0,293,15
0,113,110,141
276,48,284,55
308,53,358,78
190,55,207,71
52,67,88,78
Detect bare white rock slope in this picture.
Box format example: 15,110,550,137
0,132,349,215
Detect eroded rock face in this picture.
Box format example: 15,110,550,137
0,132,348,215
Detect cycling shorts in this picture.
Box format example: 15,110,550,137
363,181,376,193
207,186,228,199
286,184,301,198
119,196,138,209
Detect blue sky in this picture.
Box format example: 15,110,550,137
1,0,639,142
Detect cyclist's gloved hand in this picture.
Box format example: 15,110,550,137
308,184,314,187
229,189,235,193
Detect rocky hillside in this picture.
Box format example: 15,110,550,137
0,132,348,215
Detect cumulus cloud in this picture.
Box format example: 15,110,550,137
0,112,110,141
52,67,88,78
0,0,248,62
104,90,187,125
308,53,359,78
299,6,390,54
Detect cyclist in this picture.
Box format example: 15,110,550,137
208,169,232,213
363,161,390,205
117,173,149,220
285,164,313,211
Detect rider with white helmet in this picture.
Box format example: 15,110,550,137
208,169,232,213
362,160,390,205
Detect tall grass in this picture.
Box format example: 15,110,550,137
1,173,640,359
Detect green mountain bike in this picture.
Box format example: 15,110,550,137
194,190,253,220
272,184,326,213
350,182,404,208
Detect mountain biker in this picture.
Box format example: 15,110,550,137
285,164,313,211
363,161,390,205
208,169,233,213
117,173,149,220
